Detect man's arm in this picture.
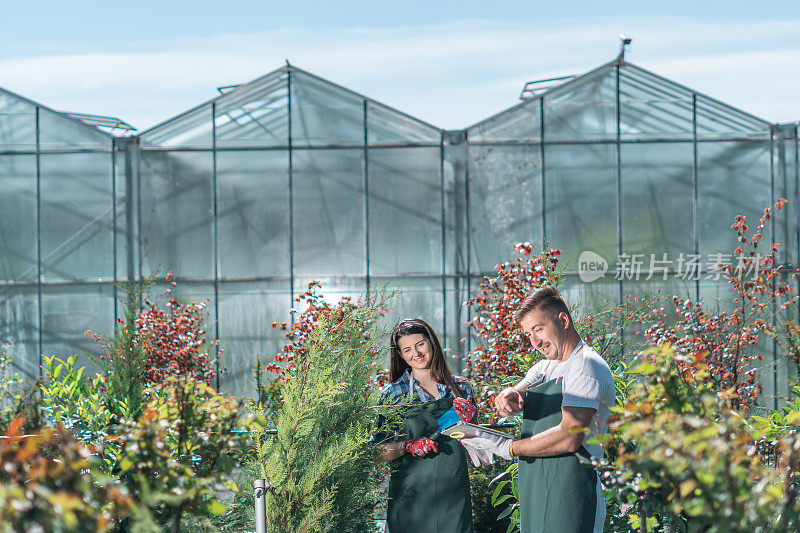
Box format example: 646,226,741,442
494,380,531,417
510,405,596,457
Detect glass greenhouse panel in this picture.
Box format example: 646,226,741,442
544,66,617,142
292,275,366,309
697,141,770,257
0,285,39,379
621,142,694,258
0,91,36,150
114,147,135,282
559,275,621,318
39,107,111,151
773,132,798,266
140,104,213,148
368,147,442,276
544,143,617,272
0,154,36,281
467,100,541,143
218,280,291,398
290,71,364,147
41,283,114,374
467,144,542,274
695,95,770,140
217,150,290,278
292,149,365,277
619,66,693,141
444,277,470,370
140,150,213,278
372,276,445,365
214,72,289,148
366,101,441,145
40,153,114,281
443,136,467,278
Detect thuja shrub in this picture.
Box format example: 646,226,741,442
0,418,132,532
255,291,392,533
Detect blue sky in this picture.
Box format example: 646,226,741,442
2,1,799,130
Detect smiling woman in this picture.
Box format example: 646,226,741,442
374,317,477,533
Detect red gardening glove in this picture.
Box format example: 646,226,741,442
453,396,477,423
402,437,438,457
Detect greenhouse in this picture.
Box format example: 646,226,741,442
1,53,798,403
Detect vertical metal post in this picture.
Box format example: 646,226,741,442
615,65,624,352
254,479,267,533
211,103,221,390
769,128,777,409
363,100,370,296
125,139,136,285
539,97,546,249
795,126,800,347
440,132,447,348
136,138,143,289
35,106,43,377
464,132,471,354
112,138,119,320
692,94,700,301
287,70,295,312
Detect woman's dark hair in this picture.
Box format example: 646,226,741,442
389,318,465,398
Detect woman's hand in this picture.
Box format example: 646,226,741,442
402,437,438,457
453,396,477,423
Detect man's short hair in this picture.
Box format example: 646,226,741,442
513,286,571,324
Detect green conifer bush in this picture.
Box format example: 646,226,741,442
254,291,392,532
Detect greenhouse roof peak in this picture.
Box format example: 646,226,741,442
139,62,442,143
0,85,116,139
467,55,772,135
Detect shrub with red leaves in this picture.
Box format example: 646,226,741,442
645,199,799,412
463,244,562,416
133,274,220,384
90,272,221,389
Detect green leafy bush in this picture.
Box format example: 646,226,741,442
0,344,24,433
117,376,250,532
600,345,800,532
0,418,132,532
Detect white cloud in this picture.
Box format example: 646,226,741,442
1,18,798,130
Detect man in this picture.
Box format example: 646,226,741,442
494,286,615,533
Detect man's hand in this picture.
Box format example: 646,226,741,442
494,387,524,417
453,396,477,423
402,437,438,457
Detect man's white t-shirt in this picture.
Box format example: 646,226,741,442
518,340,614,533
518,340,615,459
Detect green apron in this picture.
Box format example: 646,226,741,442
518,377,598,533
388,396,472,533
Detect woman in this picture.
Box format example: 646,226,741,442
375,318,477,533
